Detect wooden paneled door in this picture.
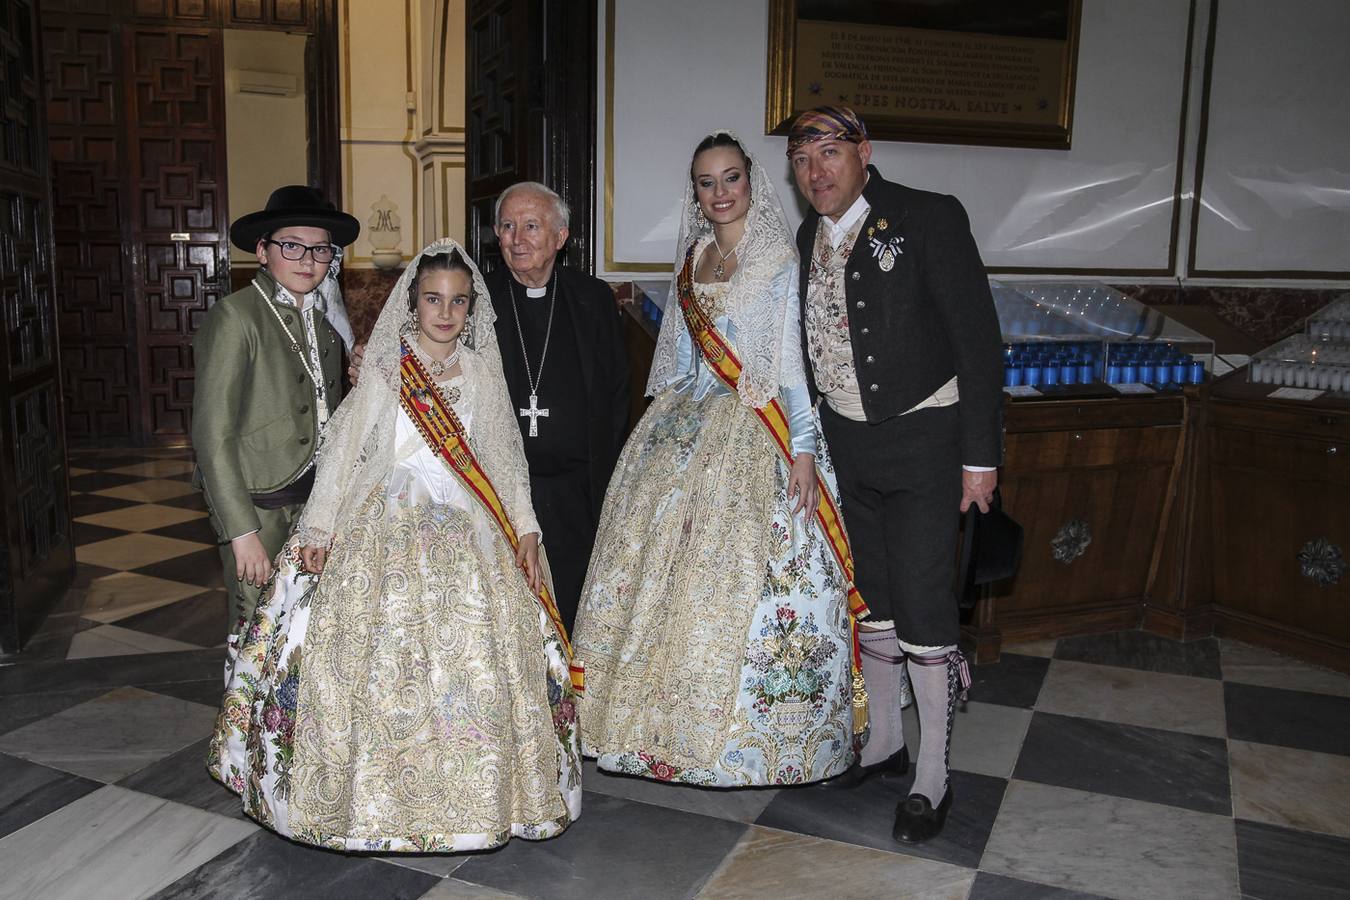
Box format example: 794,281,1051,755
42,0,338,445
124,25,229,438
0,0,75,653
466,0,597,273
45,2,140,439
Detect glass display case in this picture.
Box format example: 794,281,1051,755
1303,292,1350,340
625,278,1218,395
633,280,668,328
993,281,1214,393
1246,334,1350,391
1243,292,1350,391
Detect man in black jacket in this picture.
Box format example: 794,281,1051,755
787,107,1003,844
486,182,631,631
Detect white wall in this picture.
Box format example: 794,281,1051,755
1192,0,1350,276
340,0,419,265
597,0,1350,282
224,30,308,264
599,0,1191,277
337,0,466,267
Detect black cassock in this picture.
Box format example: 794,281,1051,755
485,266,630,631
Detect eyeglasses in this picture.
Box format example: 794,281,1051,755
265,239,337,263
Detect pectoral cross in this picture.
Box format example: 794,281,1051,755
519,393,549,437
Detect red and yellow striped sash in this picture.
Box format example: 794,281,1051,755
399,343,584,692
676,251,870,736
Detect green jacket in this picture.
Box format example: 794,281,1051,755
191,270,344,541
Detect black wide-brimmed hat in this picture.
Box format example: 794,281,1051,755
956,488,1024,611
229,185,360,252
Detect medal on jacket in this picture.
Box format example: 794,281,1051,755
868,235,904,272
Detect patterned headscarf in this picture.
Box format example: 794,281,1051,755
786,106,869,156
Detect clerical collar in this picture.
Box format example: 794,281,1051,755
525,285,547,298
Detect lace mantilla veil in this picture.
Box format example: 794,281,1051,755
645,133,805,408
295,238,502,550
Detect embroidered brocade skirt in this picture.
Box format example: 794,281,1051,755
208,485,582,852
573,387,855,786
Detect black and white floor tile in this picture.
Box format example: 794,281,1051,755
1,447,1348,899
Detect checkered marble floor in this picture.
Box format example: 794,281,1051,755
1,450,1348,899
30,446,230,664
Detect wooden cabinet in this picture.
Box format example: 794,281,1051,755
963,393,1194,661
1205,380,1350,672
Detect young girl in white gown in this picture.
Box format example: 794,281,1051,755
208,239,581,852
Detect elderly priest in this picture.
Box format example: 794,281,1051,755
483,181,630,631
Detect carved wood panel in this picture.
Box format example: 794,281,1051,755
131,0,214,22
226,0,311,29
125,25,226,437
43,10,140,438
465,0,596,272
0,193,57,378
42,1,334,444
1,0,74,653
466,0,514,269
39,0,123,13
114,0,319,29
12,383,66,568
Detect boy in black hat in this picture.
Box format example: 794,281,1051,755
192,185,360,632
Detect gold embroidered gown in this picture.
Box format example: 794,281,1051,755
573,278,855,786
208,351,582,852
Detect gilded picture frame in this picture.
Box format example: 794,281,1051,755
767,0,1081,150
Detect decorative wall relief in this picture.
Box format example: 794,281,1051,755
367,195,403,270
1297,537,1345,587
1051,518,1092,565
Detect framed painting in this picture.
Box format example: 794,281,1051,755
767,0,1081,149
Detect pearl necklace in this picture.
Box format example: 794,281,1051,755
413,338,461,378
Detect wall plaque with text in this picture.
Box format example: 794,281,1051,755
767,1,1081,149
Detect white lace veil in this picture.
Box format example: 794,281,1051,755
645,132,804,408
315,246,356,350
295,237,500,549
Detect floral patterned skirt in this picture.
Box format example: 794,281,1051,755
573,388,855,786
207,486,581,852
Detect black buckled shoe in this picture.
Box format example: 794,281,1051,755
892,787,953,844
820,745,909,790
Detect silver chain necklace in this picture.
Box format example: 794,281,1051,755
507,271,557,437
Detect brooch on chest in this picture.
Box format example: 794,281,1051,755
867,233,904,273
